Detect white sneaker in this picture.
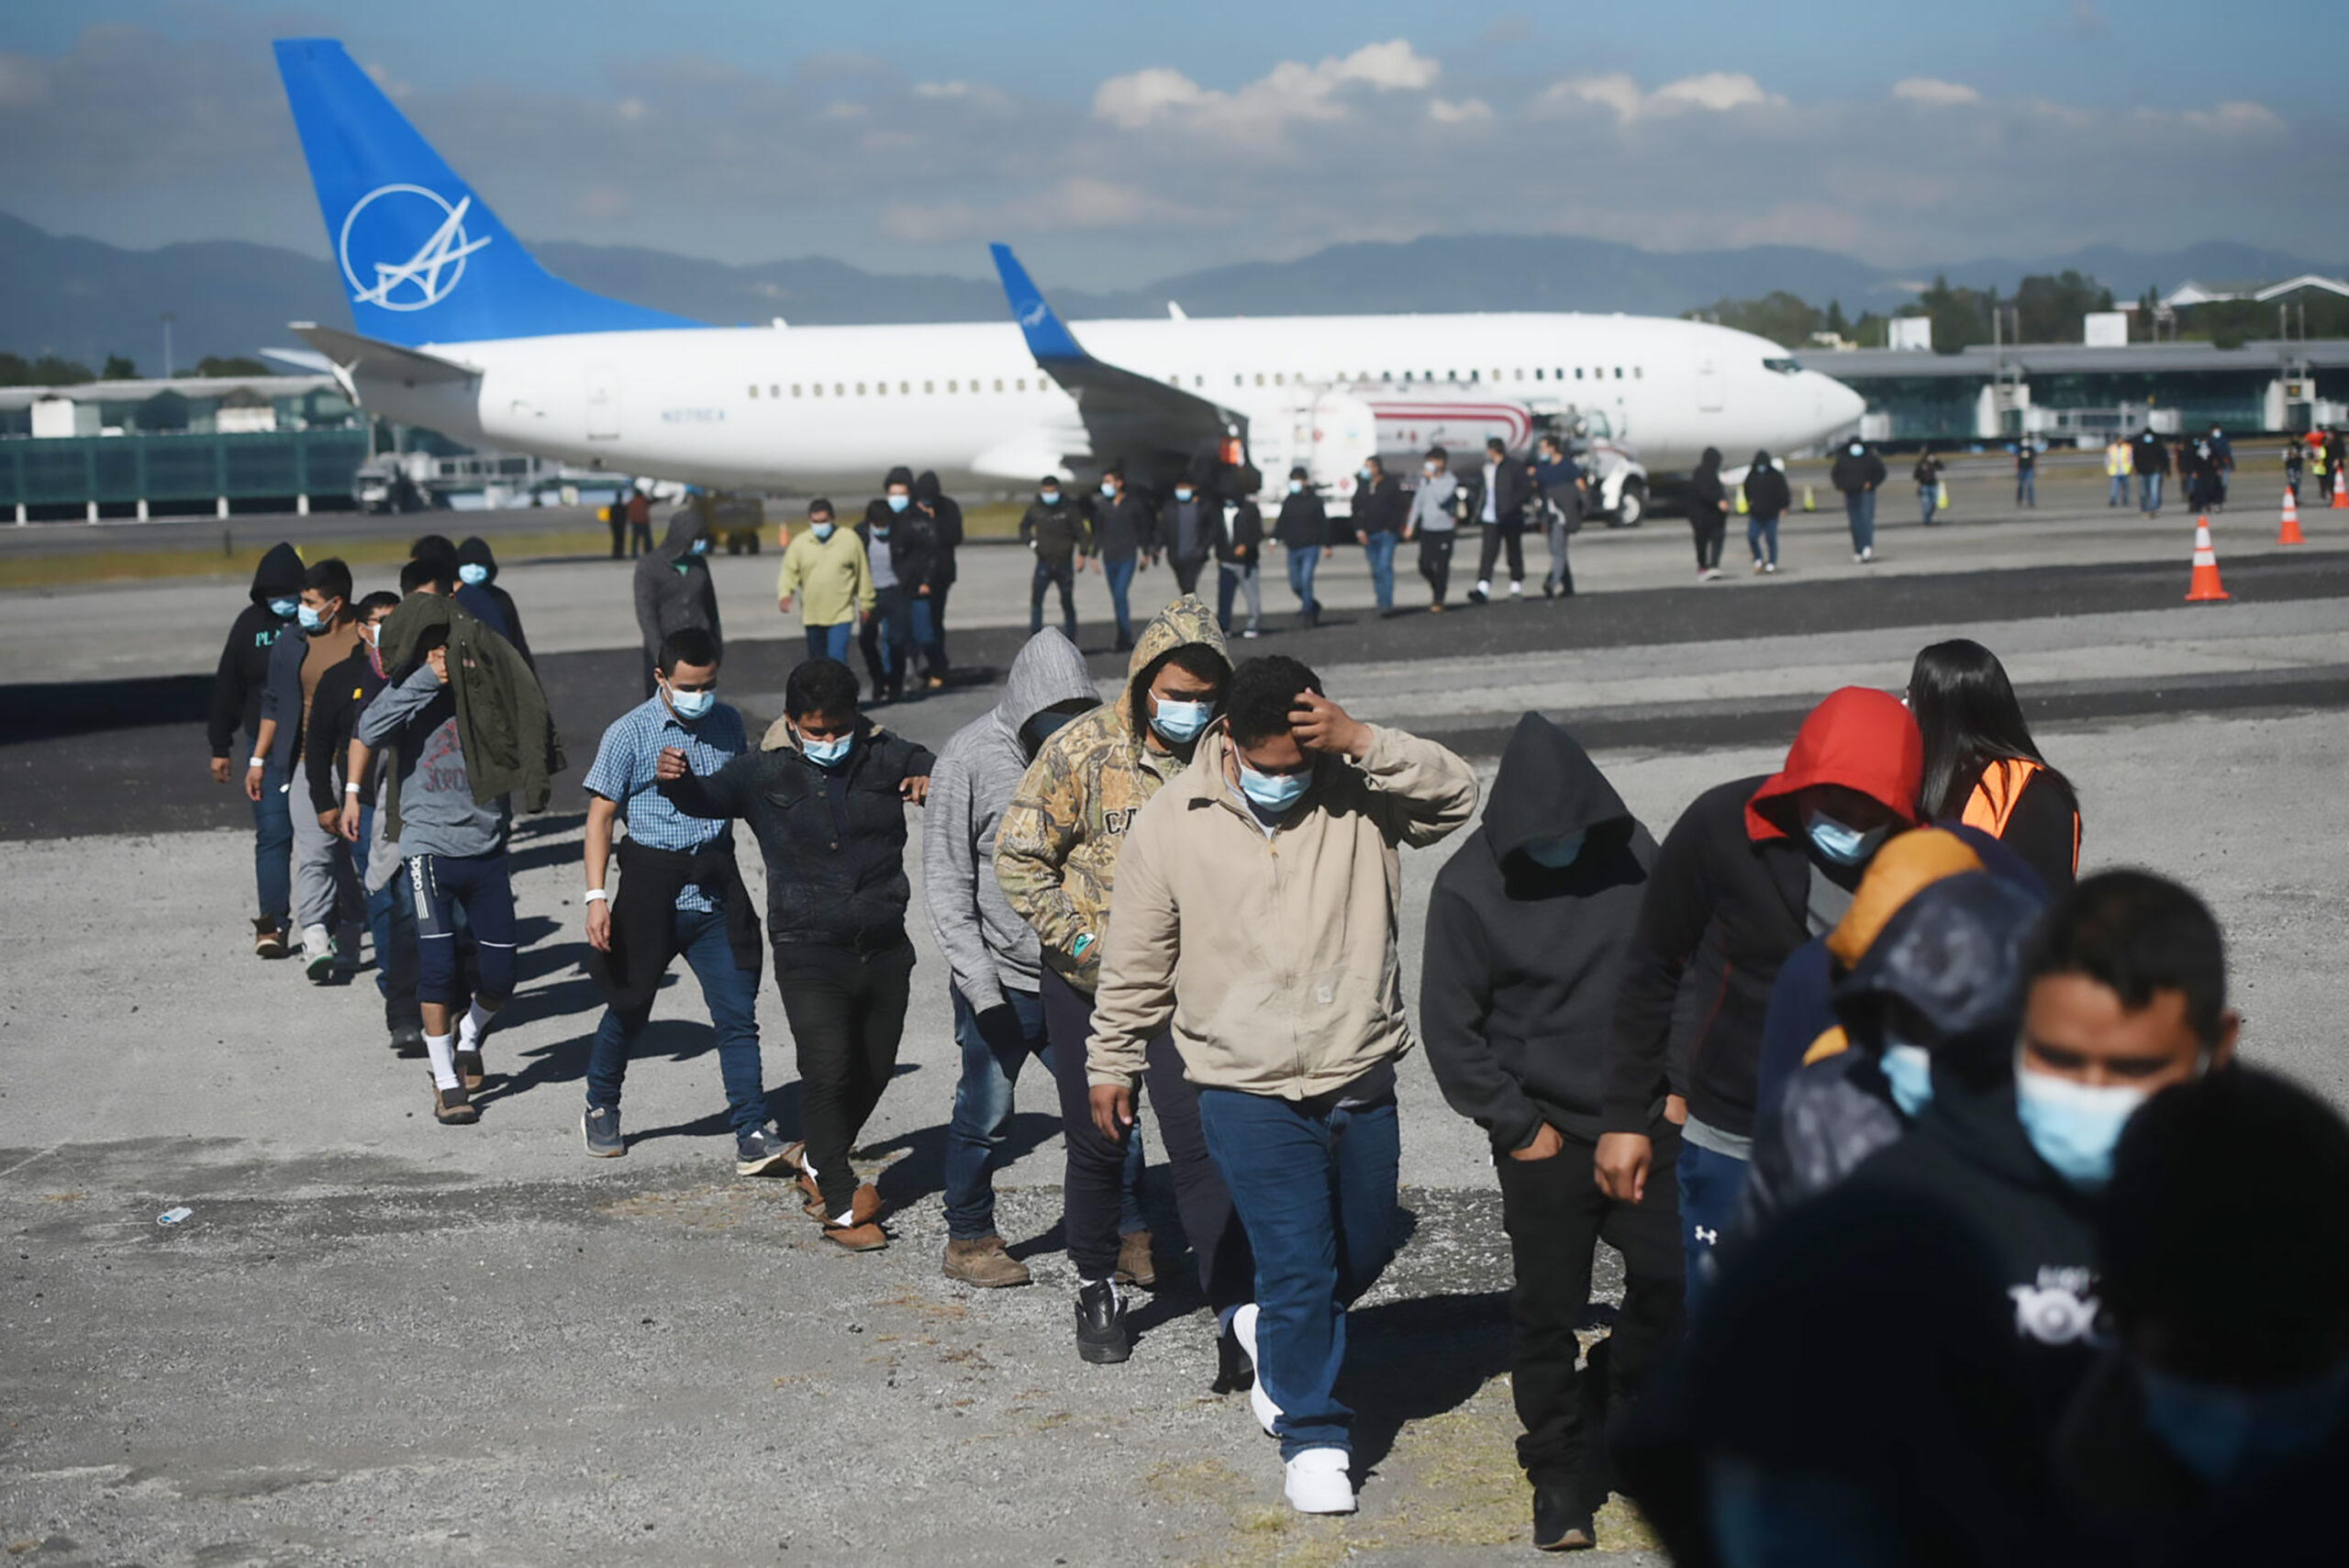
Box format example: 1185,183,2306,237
1232,1304,1281,1437
1751,560,1765,574
1285,1448,1355,1515
1508,580,1523,597
300,923,334,983
1862,546,1875,562
1764,562,1778,574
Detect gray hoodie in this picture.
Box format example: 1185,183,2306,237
1408,470,1459,535
632,507,720,657
922,629,1100,1008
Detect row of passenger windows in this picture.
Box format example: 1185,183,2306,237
744,365,1642,400
747,377,1057,398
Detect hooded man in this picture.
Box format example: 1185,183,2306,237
1736,867,2043,1244
1742,451,1790,573
412,533,511,643
454,536,535,670
925,629,1144,1288
1596,686,1921,1312
633,506,720,698
1852,870,2238,1427
1086,653,1477,1515
1419,714,1675,1551
912,470,962,673
1686,448,1728,581
1830,438,1887,563
996,596,1248,1366
208,539,306,957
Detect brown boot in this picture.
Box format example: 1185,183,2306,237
1116,1229,1158,1288
253,917,288,960
801,1177,883,1228
943,1236,1031,1288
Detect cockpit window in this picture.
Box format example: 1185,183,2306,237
1763,357,1802,374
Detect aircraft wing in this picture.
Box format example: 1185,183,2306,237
290,322,481,401
988,244,1244,479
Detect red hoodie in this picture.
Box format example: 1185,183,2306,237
1746,687,1922,841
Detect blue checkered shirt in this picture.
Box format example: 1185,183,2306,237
584,695,748,913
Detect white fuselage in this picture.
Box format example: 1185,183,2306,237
361,312,1865,491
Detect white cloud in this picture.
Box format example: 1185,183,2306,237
1891,77,1981,106
1093,40,1440,132
1427,97,1493,125
2180,100,2286,134
914,80,1014,112
1542,71,1782,123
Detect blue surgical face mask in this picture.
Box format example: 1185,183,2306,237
2137,1361,2349,1486
665,684,716,721
1850,442,1865,456
1357,467,1372,481
689,537,711,555
268,596,300,620
1149,697,1211,745
1100,481,1117,498
296,603,328,632
457,563,489,586
872,525,890,541
1523,832,1586,869
1040,490,1061,506
1806,811,1887,867
1288,480,1305,495
798,727,852,767
887,494,909,513
811,521,835,540
1881,1041,1935,1118
1238,757,1311,814
2013,1052,2155,1188
1174,487,1194,503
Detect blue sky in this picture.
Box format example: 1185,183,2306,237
3,1,2341,284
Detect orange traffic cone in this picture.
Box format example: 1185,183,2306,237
2186,516,2230,602
2334,467,2347,509
2279,488,2305,545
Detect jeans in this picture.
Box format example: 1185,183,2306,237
1676,1139,1749,1321
1475,520,1526,587
2016,469,2036,506
944,984,1143,1241
774,938,915,1216
804,621,853,662
1198,1085,1400,1459
1920,485,1940,527
1216,559,1260,633
251,759,293,926
1418,531,1455,603
1843,489,1876,554
1746,514,1780,566
2140,473,2163,514
586,906,767,1140
1041,967,1250,1305
860,585,916,696
1497,1129,1685,1497
1285,546,1320,620
2109,473,2131,506
357,806,421,1033
1030,558,1077,638
1361,532,1397,610
1544,512,1575,595
1103,557,1138,644
406,851,517,1006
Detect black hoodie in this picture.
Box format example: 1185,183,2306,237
1849,1073,2104,1425
1421,715,1659,1149
913,471,963,587
454,536,535,670
207,541,306,759
632,507,720,656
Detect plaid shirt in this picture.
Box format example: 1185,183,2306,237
584,695,747,913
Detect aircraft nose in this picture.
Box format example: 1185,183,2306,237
1819,371,1865,429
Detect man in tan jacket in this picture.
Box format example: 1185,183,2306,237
1087,654,1477,1515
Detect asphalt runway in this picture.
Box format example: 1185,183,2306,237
3,478,2346,1564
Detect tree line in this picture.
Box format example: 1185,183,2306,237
0,353,273,387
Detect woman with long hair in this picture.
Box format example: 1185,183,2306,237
1908,639,2081,890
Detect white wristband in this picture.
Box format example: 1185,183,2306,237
584,889,609,904
343,783,362,795
249,755,265,768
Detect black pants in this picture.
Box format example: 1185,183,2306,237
1497,1129,1685,1500
1170,555,1208,597
774,939,915,1216
859,584,914,699
1475,519,1526,586
608,516,628,560
929,581,952,673
629,520,652,557
1690,514,1726,570
1031,557,1077,636
1041,968,1252,1307
1418,533,1455,604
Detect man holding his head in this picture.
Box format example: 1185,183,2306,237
1086,654,1477,1515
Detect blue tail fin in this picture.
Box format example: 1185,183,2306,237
273,39,697,346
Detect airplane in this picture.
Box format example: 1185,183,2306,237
273,39,1865,501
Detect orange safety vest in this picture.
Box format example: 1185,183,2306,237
1962,758,2081,874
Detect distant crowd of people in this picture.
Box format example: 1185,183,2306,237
203,468,2345,1554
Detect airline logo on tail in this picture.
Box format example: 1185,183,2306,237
339,183,492,312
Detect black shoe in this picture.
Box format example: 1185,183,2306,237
584,1104,626,1158
1114,637,1134,653
1533,1485,1594,1551
1074,1282,1130,1364
388,1024,427,1057
1212,1315,1257,1395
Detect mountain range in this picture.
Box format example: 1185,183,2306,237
0,211,2334,371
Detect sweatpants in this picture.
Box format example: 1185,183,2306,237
1041,967,1251,1307
1689,515,1726,571
1198,1084,1399,1459
1216,559,1261,634
1418,532,1455,604
774,938,915,1217
407,851,516,1006
291,786,364,938
1497,1129,1685,1501
1475,519,1526,587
